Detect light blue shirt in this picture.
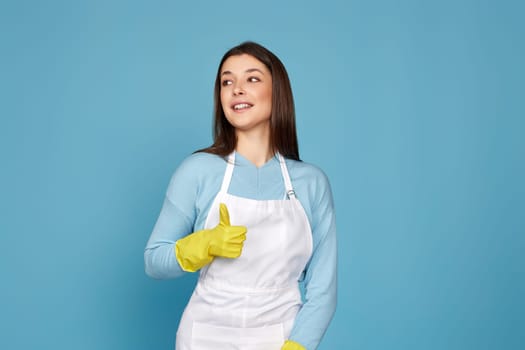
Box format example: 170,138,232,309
145,151,337,349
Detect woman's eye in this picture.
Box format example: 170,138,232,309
248,77,260,82
222,80,232,86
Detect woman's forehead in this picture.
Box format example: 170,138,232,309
221,54,270,75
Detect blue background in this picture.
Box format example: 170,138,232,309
1,0,524,349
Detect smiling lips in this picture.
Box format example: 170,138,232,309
232,103,253,111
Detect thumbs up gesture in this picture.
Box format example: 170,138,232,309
208,203,247,258
175,203,247,272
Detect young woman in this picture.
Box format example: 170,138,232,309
145,41,337,350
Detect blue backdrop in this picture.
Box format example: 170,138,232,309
1,1,523,349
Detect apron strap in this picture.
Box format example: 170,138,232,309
278,154,296,199
220,153,235,193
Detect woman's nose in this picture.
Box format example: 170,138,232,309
233,84,245,95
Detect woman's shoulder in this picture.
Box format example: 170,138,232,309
168,151,227,184
285,157,331,184
166,151,227,200
175,151,227,173
285,157,335,220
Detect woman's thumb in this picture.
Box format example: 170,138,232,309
219,203,231,226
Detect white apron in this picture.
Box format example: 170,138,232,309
176,153,313,350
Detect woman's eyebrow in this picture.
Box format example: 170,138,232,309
245,68,264,75
221,68,265,76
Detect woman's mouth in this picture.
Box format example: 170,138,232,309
232,103,253,111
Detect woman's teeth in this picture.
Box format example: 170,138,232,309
234,103,252,110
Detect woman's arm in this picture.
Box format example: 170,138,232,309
144,196,194,279
144,155,207,279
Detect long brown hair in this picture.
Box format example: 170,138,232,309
197,41,300,161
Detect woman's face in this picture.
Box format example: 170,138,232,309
220,54,272,134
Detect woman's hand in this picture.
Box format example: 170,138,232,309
175,203,247,272
207,203,247,258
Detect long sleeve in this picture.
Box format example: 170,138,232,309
144,154,211,279
288,170,337,349
144,197,194,279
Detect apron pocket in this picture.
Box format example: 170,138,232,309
191,321,284,350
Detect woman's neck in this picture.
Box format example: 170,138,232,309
235,128,273,168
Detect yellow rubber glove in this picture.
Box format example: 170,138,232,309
175,203,247,272
281,340,306,350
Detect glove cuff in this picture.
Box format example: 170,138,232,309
175,234,213,272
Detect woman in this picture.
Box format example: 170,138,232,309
145,41,337,350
